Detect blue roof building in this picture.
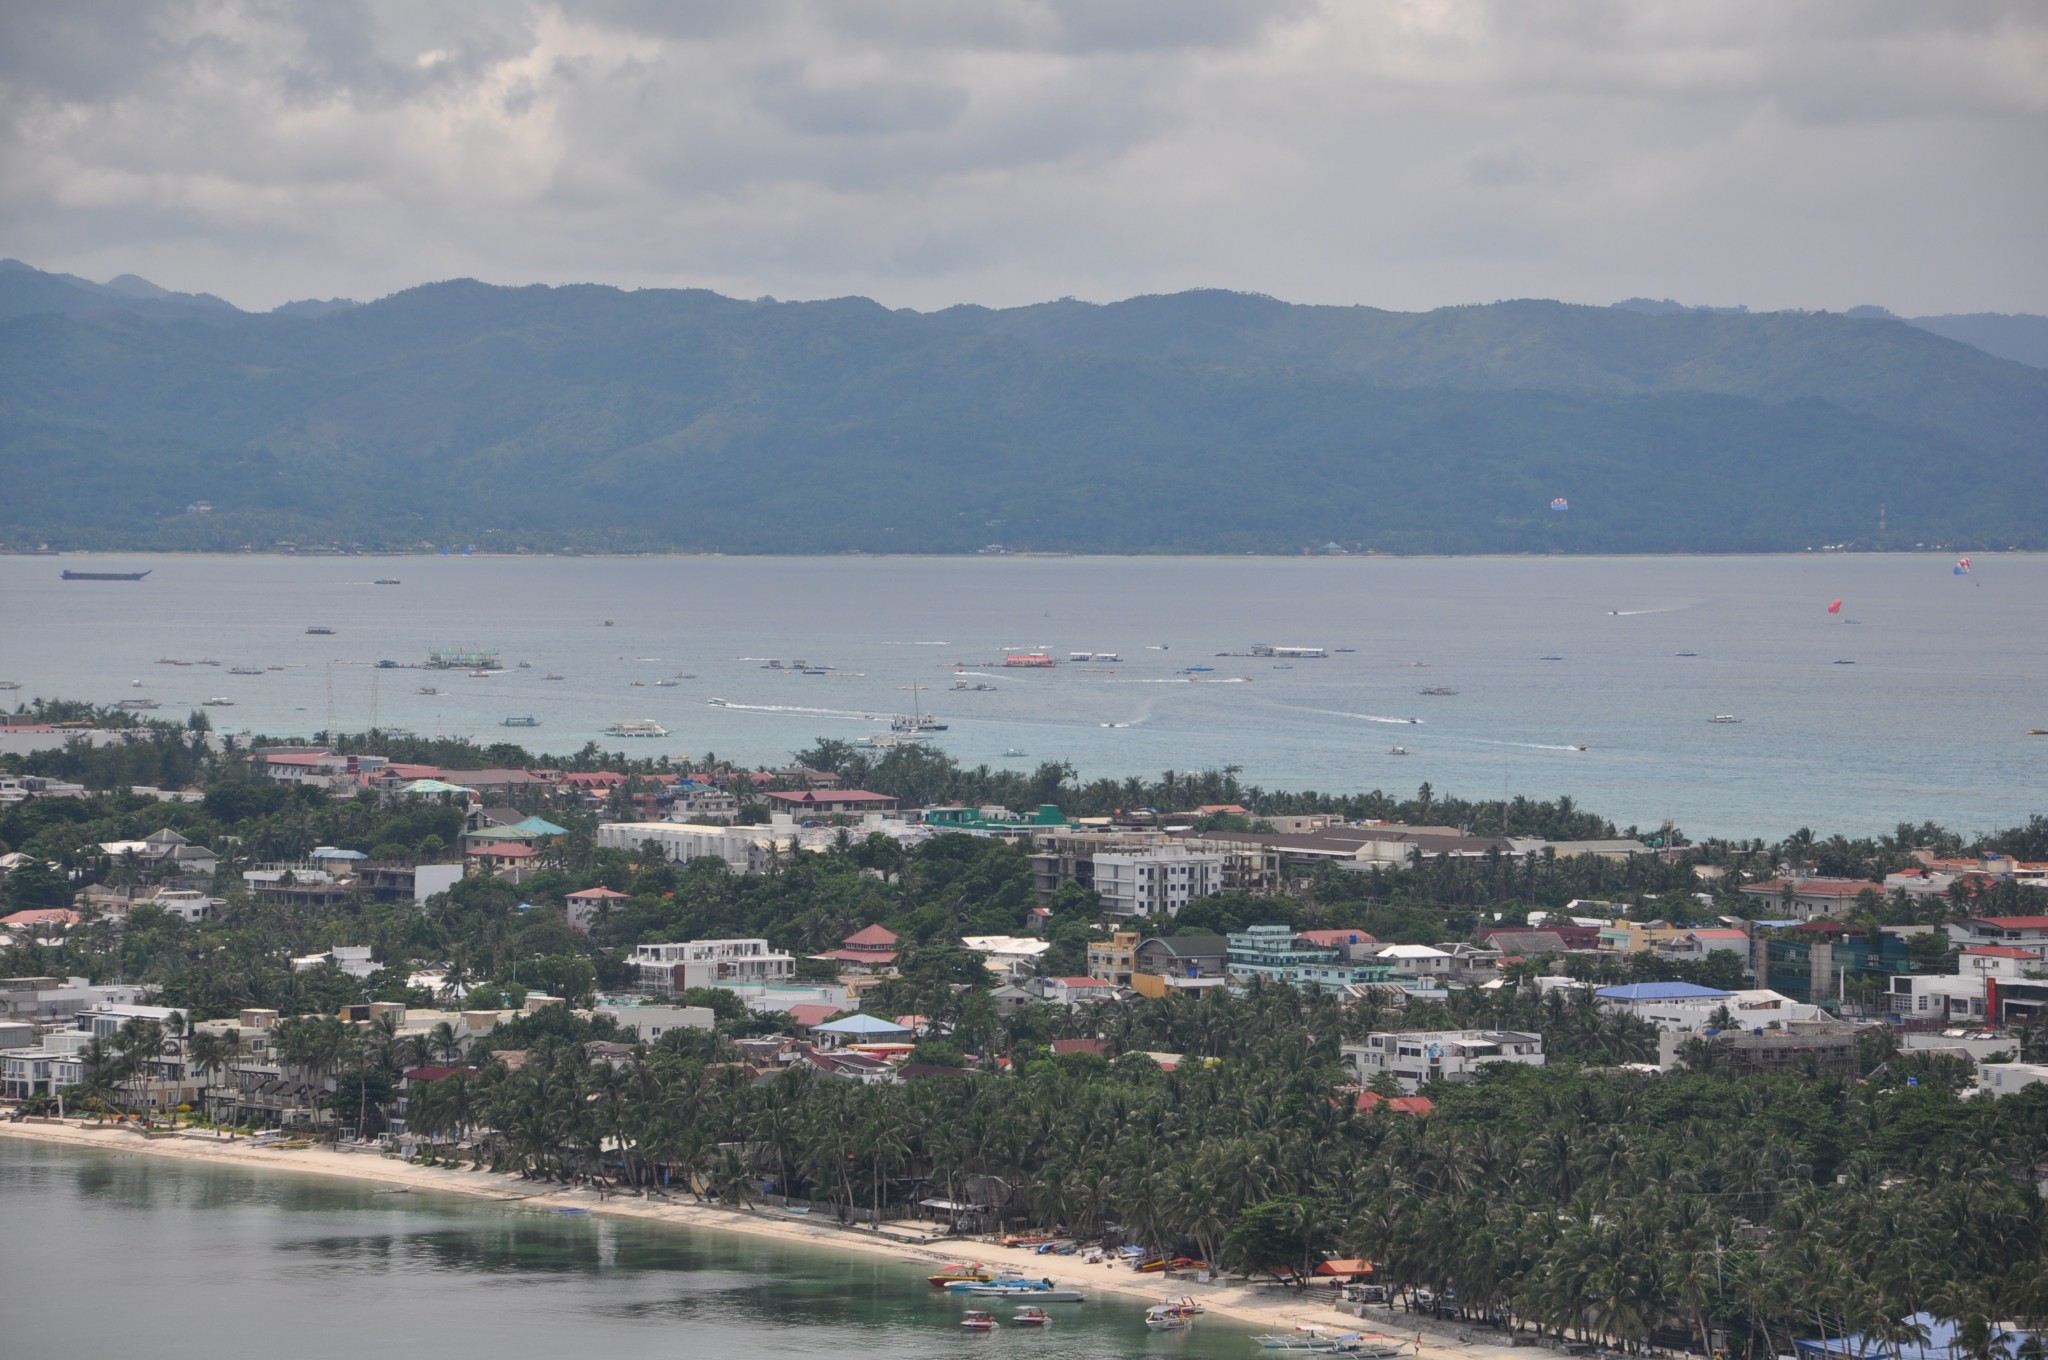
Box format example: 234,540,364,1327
1594,981,1735,1003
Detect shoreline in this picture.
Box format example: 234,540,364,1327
7,549,2028,562
0,1120,1513,1353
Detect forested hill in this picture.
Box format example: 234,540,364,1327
3,260,2045,554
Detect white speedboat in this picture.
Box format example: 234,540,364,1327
1144,1304,1191,1331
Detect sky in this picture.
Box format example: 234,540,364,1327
1,0,2043,315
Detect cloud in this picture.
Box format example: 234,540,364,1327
0,0,2041,314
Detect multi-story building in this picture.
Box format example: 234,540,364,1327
632,939,795,992
1228,924,1396,989
597,819,800,874
1091,848,1226,918
1130,934,1231,997
1087,930,1140,986
1341,1030,1546,1092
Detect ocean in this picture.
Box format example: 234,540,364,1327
2,552,2042,840
0,1141,1253,1358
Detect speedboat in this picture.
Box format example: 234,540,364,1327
927,1264,996,1288
417,686,439,696
542,673,564,681
960,1311,998,1332
1011,1306,1051,1327
1144,1304,1191,1331
373,578,400,585
1386,746,1411,756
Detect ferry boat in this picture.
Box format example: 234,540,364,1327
654,679,679,687
202,696,234,706
1067,651,1120,662
1001,748,1026,758
500,716,540,727
1003,654,1056,668
892,713,947,734
1419,686,1458,696
115,698,160,710
228,667,264,676
605,719,668,738
0,681,21,691
62,568,150,581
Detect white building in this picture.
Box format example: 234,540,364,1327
151,889,225,923
1342,1030,1546,1092
632,939,795,991
1375,944,1453,977
0,976,154,1023
961,934,1052,981
1091,848,1226,918
594,1001,716,1041
597,819,800,874
1976,1062,2048,1098
1597,982,1825,1032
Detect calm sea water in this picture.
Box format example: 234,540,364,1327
0,1141,1252,1358
2,553,2043,839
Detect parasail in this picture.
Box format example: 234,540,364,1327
1827,599,1843,614
1953,557,1972,575
1550,497,1570,512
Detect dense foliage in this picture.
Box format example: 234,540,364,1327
6,265,2047,553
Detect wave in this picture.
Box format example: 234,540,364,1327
706,700,882,721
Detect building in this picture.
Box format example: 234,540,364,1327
596,819,801,874
1087,930,1140,986
564,886,630,934
811,924,901,975
1762,929,1915,1005
762,789,899,818
1653,927,1752,963
1341,1030,1545,1092
1228,924,1397,989
593,1000,715,1041
631,939,796,991
1090,848,1226,918
1674,1023,1862,1077
667,781,739,822
96,827,220,880
1596,920,1691,954
1975,1062,2048,1097
1130,934,1230,997
1375,944,1454,978
1737,877,1884,921
1035,976,1120,1007
1948,916,2048,951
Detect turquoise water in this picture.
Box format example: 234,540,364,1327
3,552,2043,837
0,1141,1255,1357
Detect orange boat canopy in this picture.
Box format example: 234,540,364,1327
1314,1259,1376,1277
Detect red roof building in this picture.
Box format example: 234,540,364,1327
811,922,902,973
564,885,630,934
763,789,900,816
1355,1091,1435,1117
1,907,80,930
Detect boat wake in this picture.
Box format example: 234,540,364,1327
1472,739,1588,752
706,700,881,722
1303,707,1423,726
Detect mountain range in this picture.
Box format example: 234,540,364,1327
2,258,2043,554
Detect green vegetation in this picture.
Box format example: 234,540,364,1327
4,265,2046,553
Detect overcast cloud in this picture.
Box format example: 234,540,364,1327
1,0,2042,314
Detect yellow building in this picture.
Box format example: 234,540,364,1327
1087,930,1140,986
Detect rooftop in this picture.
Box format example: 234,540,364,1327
1596,981,1736,1002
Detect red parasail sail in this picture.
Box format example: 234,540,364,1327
1827,599,1843,614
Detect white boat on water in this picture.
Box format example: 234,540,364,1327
968,1283,1085,1302
1708,714,1742,724
1144,1304,1192,1331
202,696,234,706
605,719,667,738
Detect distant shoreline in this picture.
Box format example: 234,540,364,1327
3,548,2028,562
1,1120,1444,1342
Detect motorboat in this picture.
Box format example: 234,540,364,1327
202,696,234,706
1419,686,1458,696
229,667,264,675
1011,1307,1051,1326
927,1264,997,1288
605,719,668,738
654,679,679,687
1708,715,1742,724
1159,1296,1204,1317
1144,1304,1191,1331
960,1311,998,1332
468,669,495,679
373,578,401,585
0,681,22,691
1386,746,1411,756
1573,743,1589,751
306,627,335,635
516,660,531,669
417,686,440,696
968,1282,1084,1302
542,673,564,681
